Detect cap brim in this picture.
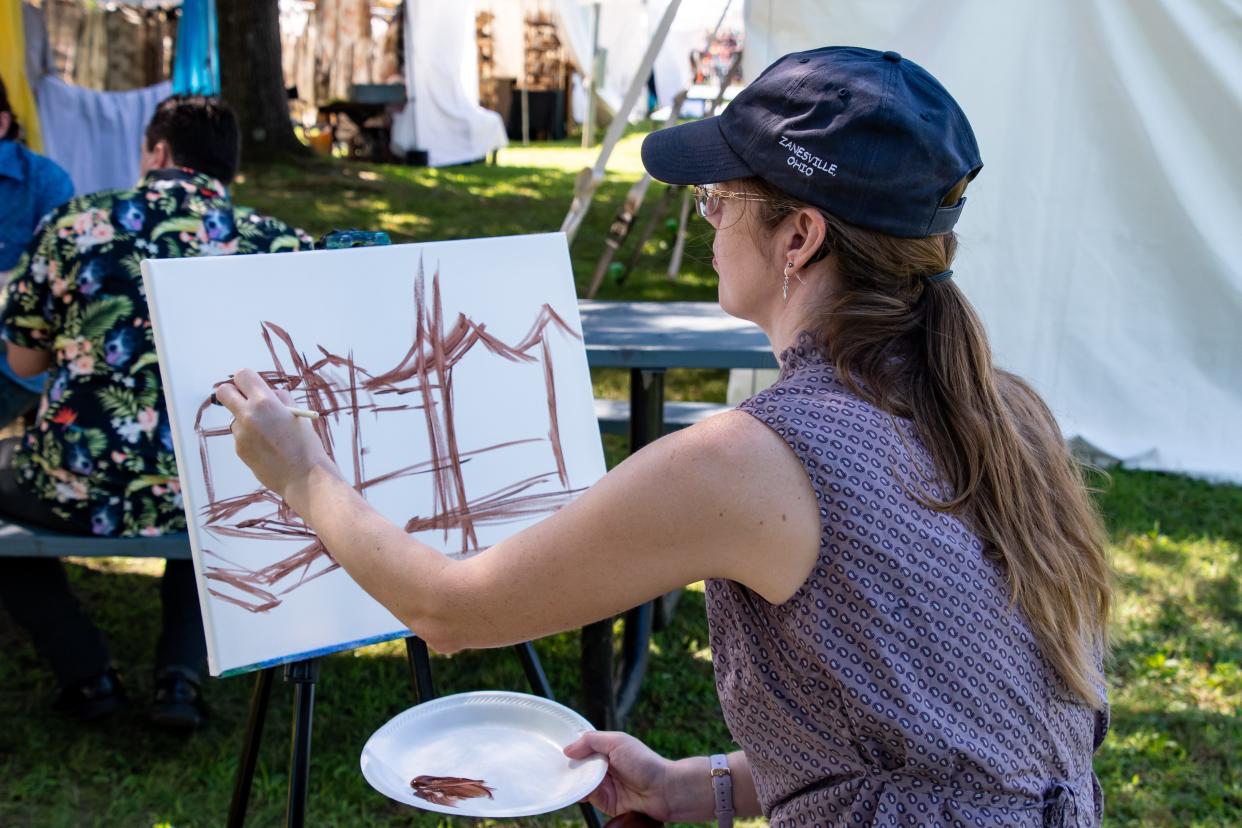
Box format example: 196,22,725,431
640,115,754,185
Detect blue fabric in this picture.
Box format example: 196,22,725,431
171,0,220,96
0,140,71,394
0,140,73,271
0,355,44,396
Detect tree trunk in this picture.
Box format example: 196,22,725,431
217,0,307,161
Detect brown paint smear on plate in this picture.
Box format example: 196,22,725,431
409,775,495,807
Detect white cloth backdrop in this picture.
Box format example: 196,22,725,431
391,0,508,166
554,0,647,122
478,0,736,124
742,0,1242,481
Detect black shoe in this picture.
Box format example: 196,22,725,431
149,670,208,731
53,668,128,721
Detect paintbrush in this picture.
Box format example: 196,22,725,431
209,393,320,419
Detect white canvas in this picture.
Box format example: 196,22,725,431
141,234,606,676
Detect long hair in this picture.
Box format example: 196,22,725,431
741,176,1112,708
0,76,20,141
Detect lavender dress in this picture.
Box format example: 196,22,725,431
705,335,1107,827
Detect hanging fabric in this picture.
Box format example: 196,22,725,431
36,75,173,195
172,0,220,96
1,0,42,151
390,0,508,166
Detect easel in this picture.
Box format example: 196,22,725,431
225,637,603,828
223,230,602,827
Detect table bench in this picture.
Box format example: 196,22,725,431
0,399,731,560
0,519,190,559
594,398,731,436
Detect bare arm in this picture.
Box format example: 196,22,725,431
217,369,820,653
5,342,51,377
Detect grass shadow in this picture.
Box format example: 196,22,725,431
1090,468,1242,548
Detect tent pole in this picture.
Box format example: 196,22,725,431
583,2,602,148
521,85,530,146
561,0,683,245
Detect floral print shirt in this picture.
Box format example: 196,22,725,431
0,168,310,536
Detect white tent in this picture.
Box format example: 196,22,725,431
742,0,1242,482
473,0,736,127
390,0,509,166
562,0,740,120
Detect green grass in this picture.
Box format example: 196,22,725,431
232,129,721,304
1090,472,1242,825
1,143,1238,826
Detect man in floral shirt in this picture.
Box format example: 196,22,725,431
0,96,310,728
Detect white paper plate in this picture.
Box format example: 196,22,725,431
360,690,607,817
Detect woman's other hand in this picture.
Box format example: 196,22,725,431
214,368,340,500
564,731,673,821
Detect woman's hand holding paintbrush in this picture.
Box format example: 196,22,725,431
210,390,319,419
213,370,344,498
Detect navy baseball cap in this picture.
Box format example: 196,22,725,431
641,46,983,238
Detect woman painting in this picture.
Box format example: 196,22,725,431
217,47,1111,827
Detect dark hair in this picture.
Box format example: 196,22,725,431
0,76,19,141
740,175,1112,709
144,96,241,183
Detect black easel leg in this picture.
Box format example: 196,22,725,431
514,642,603,828
581,620,617,730
227,667,276,828
615,602,654,719
284,659,320,828
515,640,553,697
404,636,436,702
583,369,665,730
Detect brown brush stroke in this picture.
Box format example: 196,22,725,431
194,252,588,613
403,474,585,533
193,396,222,504
208,588,282,614
347,351,364,491
428,265,474,551
369,404,419,415
205,570,280,604
541,336,568,487
276,557,342,595
359,438,539,491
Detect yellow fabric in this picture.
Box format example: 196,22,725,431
0,0,41,151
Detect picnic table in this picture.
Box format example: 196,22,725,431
0,301,778,734
577,300,778,729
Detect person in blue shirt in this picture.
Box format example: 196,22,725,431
0,77,73,426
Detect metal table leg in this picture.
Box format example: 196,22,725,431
582,368,666,730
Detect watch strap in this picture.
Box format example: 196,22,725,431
709,753,734,827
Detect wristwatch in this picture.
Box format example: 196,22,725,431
709,754,734,827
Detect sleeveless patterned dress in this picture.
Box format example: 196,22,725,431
706,334,1107,827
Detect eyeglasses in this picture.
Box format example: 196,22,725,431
691,185,785,218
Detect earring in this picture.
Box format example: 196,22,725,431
782,262,793,301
